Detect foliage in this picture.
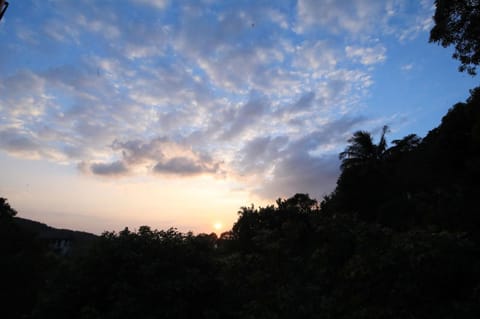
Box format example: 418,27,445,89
430,0,480,75
0,197,17,219
0,199,53,319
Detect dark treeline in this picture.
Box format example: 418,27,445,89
2,0,480,318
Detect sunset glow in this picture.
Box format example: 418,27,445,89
213,222,223,232
0,0,477,234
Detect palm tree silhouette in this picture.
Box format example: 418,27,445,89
0,1,9,22
339,125,389,170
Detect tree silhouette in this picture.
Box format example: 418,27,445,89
0,197,17,219
430,0,480,75
339,125,389,170
387,134,422,157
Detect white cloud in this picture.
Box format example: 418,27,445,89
131,0,169,10
296,0,384,34
345,45,387,65
398,15,434,42
294,40,338,73
401,63,414,71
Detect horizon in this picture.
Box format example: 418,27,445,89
1,0,478,235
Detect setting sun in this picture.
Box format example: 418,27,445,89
213,222,223,232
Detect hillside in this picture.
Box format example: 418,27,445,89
14,217,97,242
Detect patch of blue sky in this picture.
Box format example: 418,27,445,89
367,34,479,141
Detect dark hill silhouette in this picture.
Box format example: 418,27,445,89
14,217,97,256
14,217,97,242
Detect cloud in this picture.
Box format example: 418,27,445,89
111,137,167,165
0,127,69,161
0,70,47,118
296,0,384,34
299,40,337,66
89,161,129,176
220,96,268,140
238,116,366,198
132,0,169,10
235,135,289,175
401,63,414,71
0,128,40,155
397,11,434,42
79,136,223,177
293,92,316,110
258,153,339,199
345,45,387,65
0,0,436,200
153,156,219,176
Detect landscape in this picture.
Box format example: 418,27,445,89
1,1,480,318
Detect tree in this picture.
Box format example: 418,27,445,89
389,134,422,154
339,125,388,170
0,197,17,219
276,193,319,214
430,0,480,75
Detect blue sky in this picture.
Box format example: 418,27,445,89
0,0,478,233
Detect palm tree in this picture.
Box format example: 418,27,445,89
339,125,389,170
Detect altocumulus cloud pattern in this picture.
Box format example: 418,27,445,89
0,0,442,198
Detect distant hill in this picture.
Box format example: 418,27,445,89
13,217,97,255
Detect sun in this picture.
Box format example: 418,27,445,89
213,222,223,232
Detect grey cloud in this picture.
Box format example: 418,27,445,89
257,153,339,199
172,4,292,93
248,116,366,199
111,137,167,165
292,116,366,152
175,5,258,57
236,135,289,174
84,136,224,177
274,75,353,122
293,91,315,110
0,71,47,120
131,0,169,10
0,70,45,98
275,91,317,118
43,65,100,92
82,161,129,176
128,61,213,109
73,120,114,142
61,144,89,159
0,127,72,161
0,128,39,153
0,127,91,162
153,156,218,176
221,97,268,140
296,0,385,34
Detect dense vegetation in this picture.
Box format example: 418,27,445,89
2,1,480,318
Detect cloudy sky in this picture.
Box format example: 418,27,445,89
0,0,477,234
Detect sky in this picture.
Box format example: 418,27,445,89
0,0,478,234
